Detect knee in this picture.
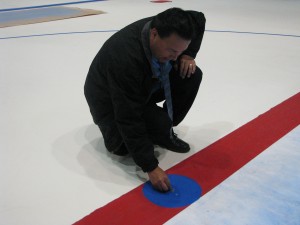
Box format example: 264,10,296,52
192,66,203,86
182,66,202,91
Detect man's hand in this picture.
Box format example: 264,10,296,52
176,55,196,79
147,166,171,192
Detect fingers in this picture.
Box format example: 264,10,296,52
148,167,172,192
160,177,171,192
187,63,196,78
179,60,196,79
165,177,172,191
155,182,170,192
152,175,171,192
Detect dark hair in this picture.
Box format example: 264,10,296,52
151,8,194,40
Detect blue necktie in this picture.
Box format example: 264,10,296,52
159,63,173,122
152,59,173,137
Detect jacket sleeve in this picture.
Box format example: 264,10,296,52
105,58,158,172
182,11,206,59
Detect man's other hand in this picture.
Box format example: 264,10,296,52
178,54,196,78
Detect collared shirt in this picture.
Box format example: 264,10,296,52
151,57,172,94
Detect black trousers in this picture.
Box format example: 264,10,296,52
99,67,202,153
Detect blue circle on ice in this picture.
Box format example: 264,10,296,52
142,174,202,208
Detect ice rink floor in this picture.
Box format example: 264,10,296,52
1,0,300,224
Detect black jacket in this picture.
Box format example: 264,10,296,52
84,11,206,172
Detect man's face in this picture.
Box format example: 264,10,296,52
149,28,191,63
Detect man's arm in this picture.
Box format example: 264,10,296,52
178,11,206,78
183,11,206,59
104,54,159,168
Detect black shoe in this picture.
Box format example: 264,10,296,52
154,131,190,153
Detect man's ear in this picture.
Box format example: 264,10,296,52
150,28,158,38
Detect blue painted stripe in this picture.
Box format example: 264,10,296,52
0,7,86,23
0,0,105,12
0,30,118,40
0,29,299,40
206,29,300,38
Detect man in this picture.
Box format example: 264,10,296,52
84,8,206,192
